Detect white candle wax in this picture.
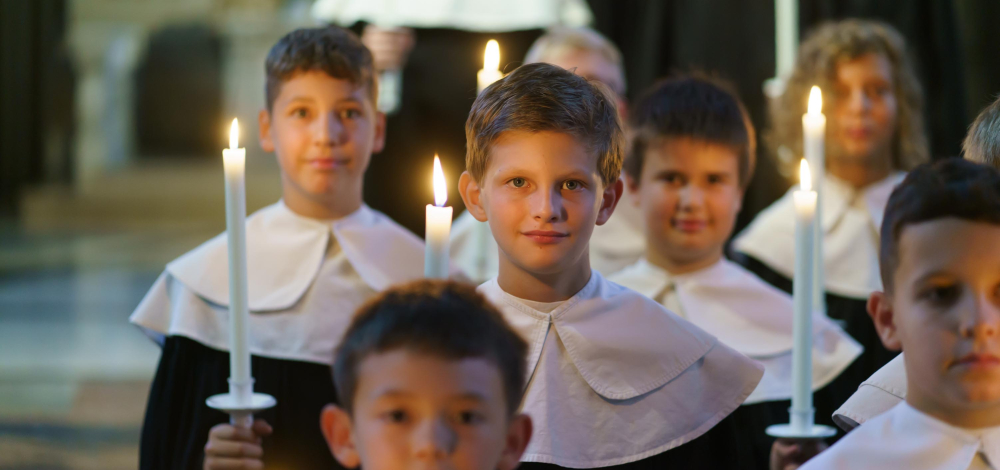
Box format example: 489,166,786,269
223,118,252,404
803,86,827,316
477,39,503,94
425,155,452,278
791,159,817,433
775,0,798,77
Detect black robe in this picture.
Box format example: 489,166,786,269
138,335,342,470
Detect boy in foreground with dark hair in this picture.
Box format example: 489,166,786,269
800,158,1000,469
322,279,533,470
609,75,860,468
132,26,430,470
458,62,764,468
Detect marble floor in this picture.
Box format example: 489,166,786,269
0,224,216,470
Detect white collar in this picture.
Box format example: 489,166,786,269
610,258,861,404
804,402,1000,470
166,201,426,311
478,272,764,467
833,353,907,430
734,172,906,299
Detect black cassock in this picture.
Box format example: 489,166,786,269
139,336,343,470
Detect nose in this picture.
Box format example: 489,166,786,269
960,293,1000,340
531,187,564,223
314,111,347,147
677,184,705,212
413,417,456,461
845,88,872,115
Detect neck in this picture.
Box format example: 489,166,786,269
907,390,1000,430
496,250,592,303
827,154,893,189
646,244,723,276
282,182,362,220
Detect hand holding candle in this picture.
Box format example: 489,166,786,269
477,39,503,94
425,156,453,278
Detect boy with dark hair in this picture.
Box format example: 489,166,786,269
458,62,765,468
801,158,1000,469
132,26,429,470
321,279,532,470
609,75,860,467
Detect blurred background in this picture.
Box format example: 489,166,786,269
1,0,998,468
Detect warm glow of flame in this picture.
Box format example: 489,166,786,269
433,155,447,207
800,159,812,191
484,40,499,71
808,86,822,115
229,118,239,149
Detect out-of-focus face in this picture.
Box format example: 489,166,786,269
828,53,898,168
544,49,627,120
871,219,1000,425
629,137,742,271
322,350,531,470
467,130,619,276
259,71,385,207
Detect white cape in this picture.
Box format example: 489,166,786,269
610,258,861,404
479,271,764,468
802,402,1000,470
833,353,906,431
734,172,905,299
129,202,428,364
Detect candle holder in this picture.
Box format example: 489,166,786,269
766,409,837,439
207,378,277,428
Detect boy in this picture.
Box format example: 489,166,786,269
207,279,534,470
131,26,428,470
734,20,929,387
450,26,645,282
831,95,1000,432
458,62,765,468
799,158,1000,469
608,75,861,466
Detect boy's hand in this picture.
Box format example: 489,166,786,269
770,437,828,470
203,419,273,470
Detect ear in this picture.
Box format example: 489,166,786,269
320,404,361,469
497,413,533,470
459,171,488,222
595,178,624,226
868,291,902,351
624,172,641,207
258,109,275,153
372,111,387,154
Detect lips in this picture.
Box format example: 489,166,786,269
954,353,1000,370
308,158,351,170
673,219,707,233
522,230,569,244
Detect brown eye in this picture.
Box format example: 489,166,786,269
563,180,582,190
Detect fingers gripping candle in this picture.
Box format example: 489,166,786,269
425,156,453,278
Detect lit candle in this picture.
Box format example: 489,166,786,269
425,155,452,278
803,86,827,316
222,118,252,405
477,39,503,94
791,159,817,433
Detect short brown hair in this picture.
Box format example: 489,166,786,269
333,280,528,416
625,74,756,188
769,20,928,175
264,26,376,111
879,158,1000,293
465,62,624,187
963,95,1000,169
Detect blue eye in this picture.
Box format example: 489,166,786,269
509,177,526,188
563,180,582,191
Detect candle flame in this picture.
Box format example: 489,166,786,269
229,118,239,150
484,40,499,71
807,86,822,115
433,155,447,207
799,159,812,192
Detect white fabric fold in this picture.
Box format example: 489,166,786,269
610,258,861,404
802,402,1000,470
130,201,428,363
479,271,764,467
734,172,906,299
832,353,906,431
